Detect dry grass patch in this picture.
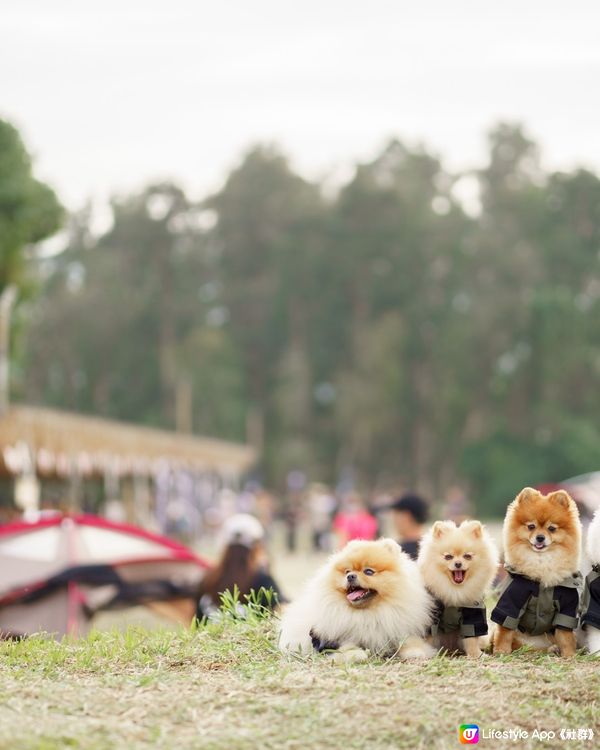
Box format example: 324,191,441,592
0,614,598,750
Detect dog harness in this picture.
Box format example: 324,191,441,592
580,564,600,630
429,597,488,638
490,565,582,635
309,629,340,652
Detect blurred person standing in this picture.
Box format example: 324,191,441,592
282,470,307,552
281,493,300,552
195,514,284,621
442,485,471,523
254,489,276,541
388,493,430,560
308,483,336,551
332,494,377,548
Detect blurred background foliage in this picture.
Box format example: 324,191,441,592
0,119,63,294
3,118,600,515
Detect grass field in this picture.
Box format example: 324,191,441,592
1,606,599,750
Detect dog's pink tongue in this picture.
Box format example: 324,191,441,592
454,570,464,583
347,589,365,602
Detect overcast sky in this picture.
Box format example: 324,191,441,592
2,1,600,212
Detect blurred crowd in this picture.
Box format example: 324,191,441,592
3,478,596,628
0,475,473,626
188,483,470,620
258,482,471,558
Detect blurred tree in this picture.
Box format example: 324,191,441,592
330,139,472,493
18,125,600,512
205,146,326,480
0,119,63,294
0,118,63,411
22,183,247,437
460,124,600,511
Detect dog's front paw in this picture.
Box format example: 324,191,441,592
553,629,577,657
398,636,435,660
586,627,600,655
463,637,484,659
492,626,515,655
331,646,369,665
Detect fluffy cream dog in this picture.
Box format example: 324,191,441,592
583,509,600,654
418,520,498,658
279,538,434,662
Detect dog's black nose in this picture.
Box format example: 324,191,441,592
535,534,546,544
454,561,463,569
346,572,357,583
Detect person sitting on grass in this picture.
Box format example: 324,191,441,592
195,514,284,622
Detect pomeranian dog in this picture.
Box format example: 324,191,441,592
582,509,600,654
418,520,498,658
491,487,582,656
279,538,434,662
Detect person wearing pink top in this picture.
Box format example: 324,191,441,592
333,495,378,548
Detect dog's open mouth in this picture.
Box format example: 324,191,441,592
346,586,376,604
531,541,547,551
451,569,466,584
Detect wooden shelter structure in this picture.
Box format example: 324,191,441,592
0,405,255,478
0,405,257,528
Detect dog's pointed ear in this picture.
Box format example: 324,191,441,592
549,489,571,507
380,538,400,554
515,487,538,505
432,521,451,539
461,519,482,539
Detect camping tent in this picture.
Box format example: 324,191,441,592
538,473,600,516
0,514,209,638
560,472,600,514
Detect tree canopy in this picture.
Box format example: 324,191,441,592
17,125,600,514
0,119,63,295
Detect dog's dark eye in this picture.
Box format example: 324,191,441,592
444,554,453,560
363,568,375,576
463,553,473,560
344,569,351,575
547,525,557,533
527,523,536,531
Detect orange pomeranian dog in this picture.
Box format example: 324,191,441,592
418,520,499,658
491,487,583,656
279,538,434,662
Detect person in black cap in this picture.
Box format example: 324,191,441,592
389,493,430,560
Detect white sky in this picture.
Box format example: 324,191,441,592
2,1,600,211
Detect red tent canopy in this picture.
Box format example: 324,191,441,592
0,514,209,638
